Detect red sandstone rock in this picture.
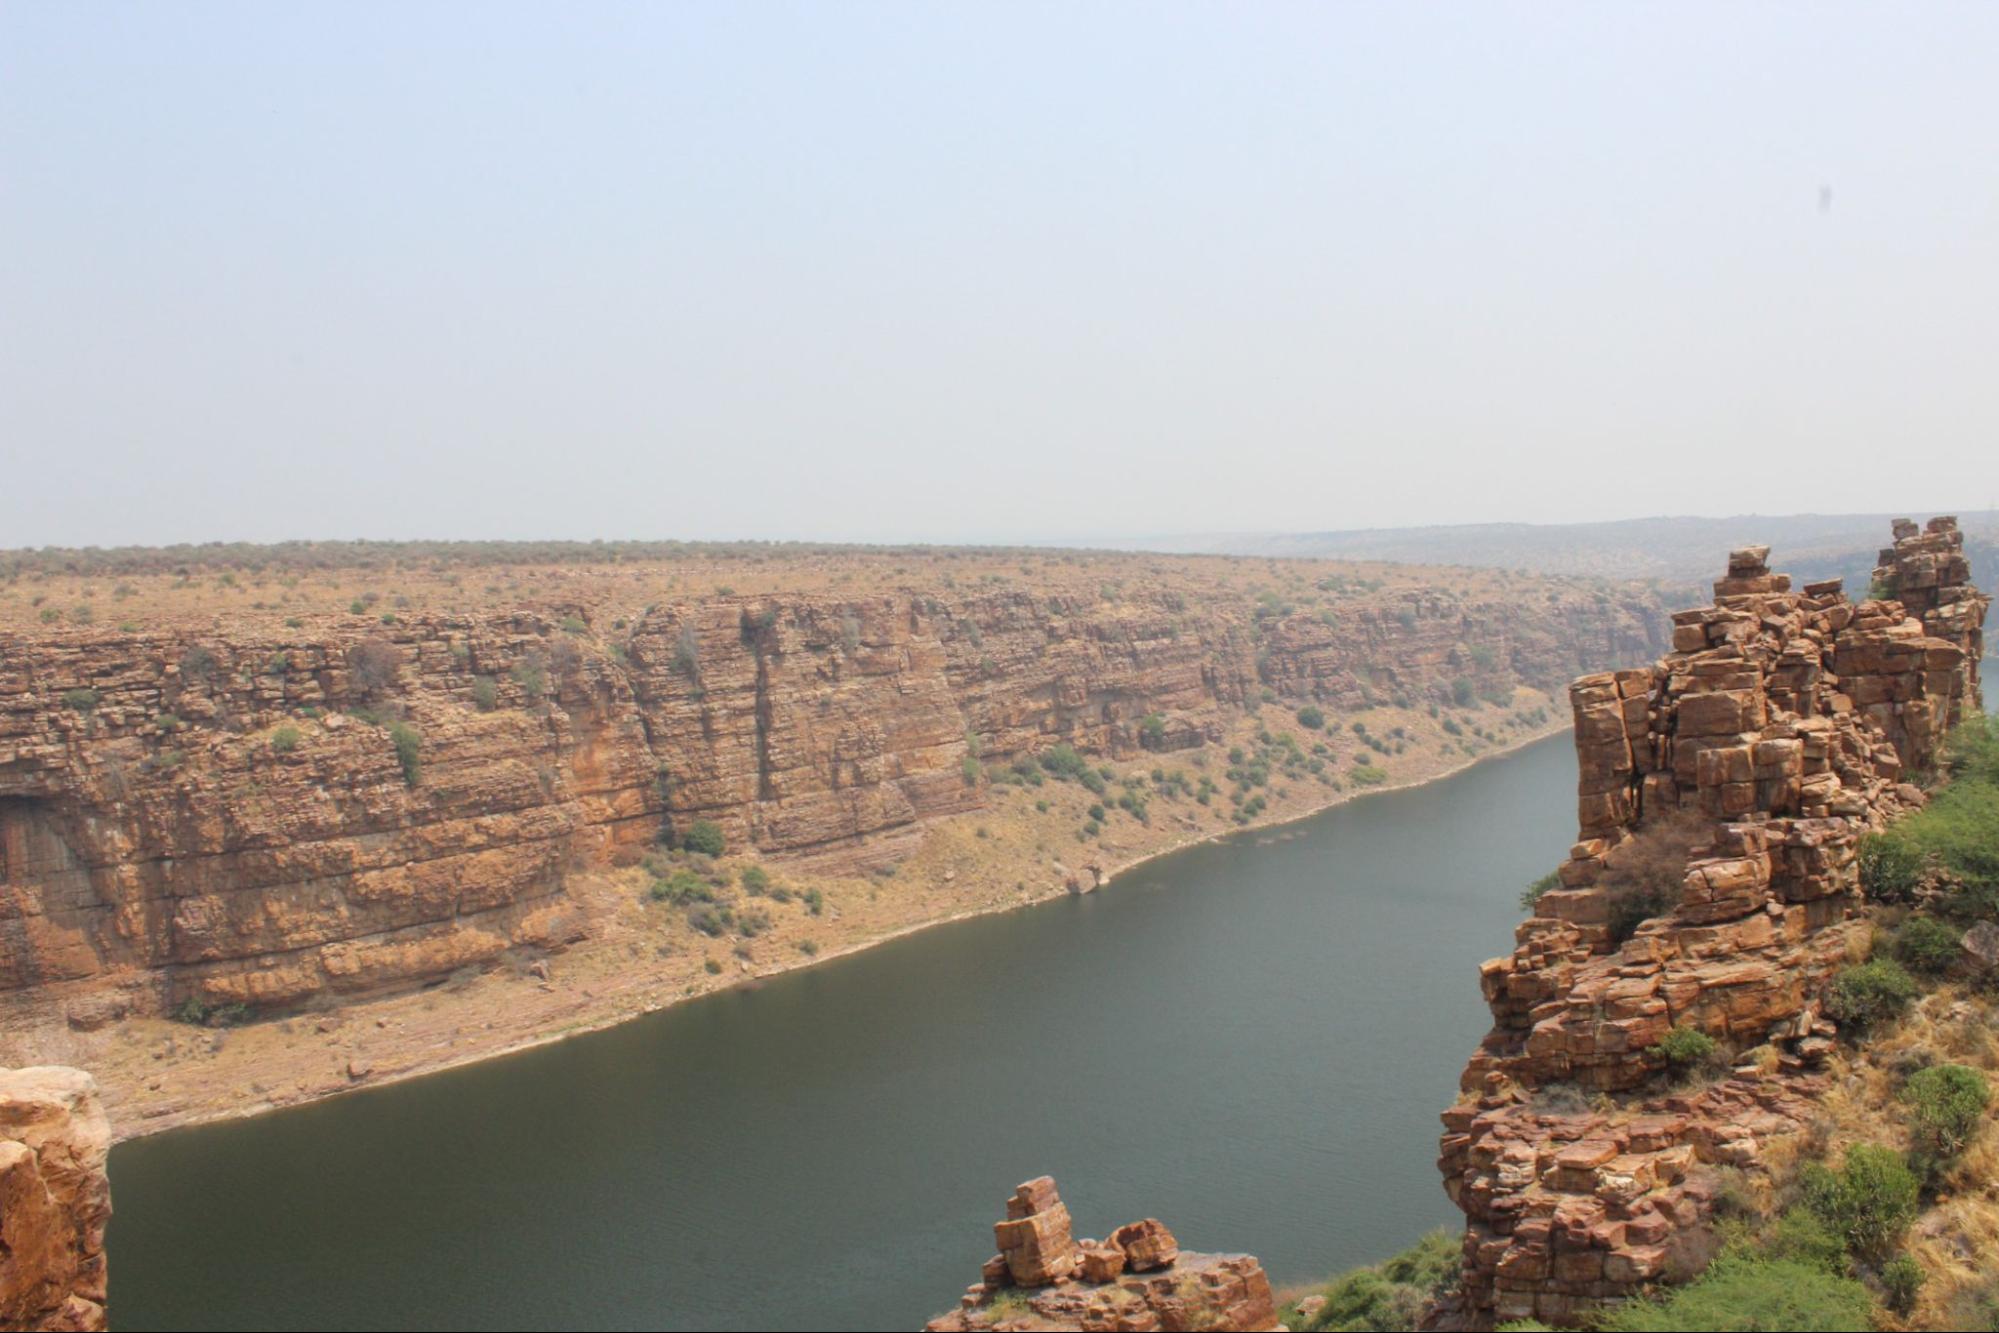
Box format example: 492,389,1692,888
994,1176,1082,1286
1434,519,1990,1330
0,1067,110,1332
930,1179,1275,1332
1109,1218,1180,1272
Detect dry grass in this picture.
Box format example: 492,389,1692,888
1782,982,1999,1328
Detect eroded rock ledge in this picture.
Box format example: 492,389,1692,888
925,1177,1280,1332
1431,517,1989,1329
0,1066,110,1332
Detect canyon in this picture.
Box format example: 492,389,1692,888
1,549,1662,1123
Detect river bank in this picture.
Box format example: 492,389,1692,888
15,693,1575,1145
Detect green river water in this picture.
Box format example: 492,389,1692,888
108,732,1578,1330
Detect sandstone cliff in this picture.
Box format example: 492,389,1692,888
0,1066,110,1332
1,559,1664,1029
1433,518,1989,1329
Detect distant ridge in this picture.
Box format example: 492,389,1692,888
1111,509,1999,590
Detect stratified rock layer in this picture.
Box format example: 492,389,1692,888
1433,518,1989,1329
0,1067,110,1332
927,1177,1277,1332
1,578,1663,1024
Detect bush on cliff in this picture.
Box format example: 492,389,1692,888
1519,870,1559,913
682,819,726,857
1596,1251,1871,1331
1824,959,1917,1035
1860,715,1999,915
1902,1062,1990,1171
388,722,421,786
1800,1143,1920,1262
1647,1024,1719,1071
1892,914,1965,975
1281,1228,1456,1332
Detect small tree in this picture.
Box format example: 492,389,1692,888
388,722,421,787
1825,960,1917,1035
1296,705,1325,730
1801,1143,1919,1262
682,819,725,857
348,637,403,696
1903,1063,1990,1169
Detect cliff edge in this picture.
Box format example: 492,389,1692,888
0,1066,110,1332
1432,517,1988,1329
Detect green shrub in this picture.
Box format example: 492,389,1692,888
61,688,100,711
685,903,731,936
1893,914,1963,975
1763,1206,1848,1275
1295,705,1325,730
1285,1229,1456,1332
1902,1062,1990,1167
1801,1143,1920,1261
1138,712,1167,747
1350,764,1388,786
1598,1252,1870,1331
1519,870,1559,914
1858,833,1925,903
1040,744,1088,780
740,865,770,895
650,869,709,903
471,676,499,711
388,722,421,787
1879,1254,1924,1317
1451,677,1475,708
962,754,980,786
1824,959,1917,1035
270,725,301,754
1648,1025,1718,1069
511,657,547,700
682,819,726,857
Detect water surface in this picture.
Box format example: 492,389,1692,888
110,734,1577,1331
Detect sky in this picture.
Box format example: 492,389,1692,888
3,2,1996,549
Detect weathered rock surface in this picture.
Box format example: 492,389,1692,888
926,1177,1277,1332
1,579,1663,1023
1433,519,1990,1329
0,1067,110,1332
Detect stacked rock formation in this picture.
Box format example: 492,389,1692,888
1434,519,1989,1330
0,1067,110,1332
0,578,1664,1027
926,1177,1278,1332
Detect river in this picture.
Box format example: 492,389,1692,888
107,732,1578,1331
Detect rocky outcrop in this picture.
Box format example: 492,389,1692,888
1433,519,1989,1329
1,575,1665,1024
925,1177,1278,1332
0,1067,110,1332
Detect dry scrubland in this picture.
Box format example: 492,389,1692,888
1,541,1662,1138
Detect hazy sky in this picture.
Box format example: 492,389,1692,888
4,3,1996,548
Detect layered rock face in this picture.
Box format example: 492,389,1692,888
1,579,1663,1024
926,1177,1278,1332
1434,519,1989,1329
0,1067,110,1332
